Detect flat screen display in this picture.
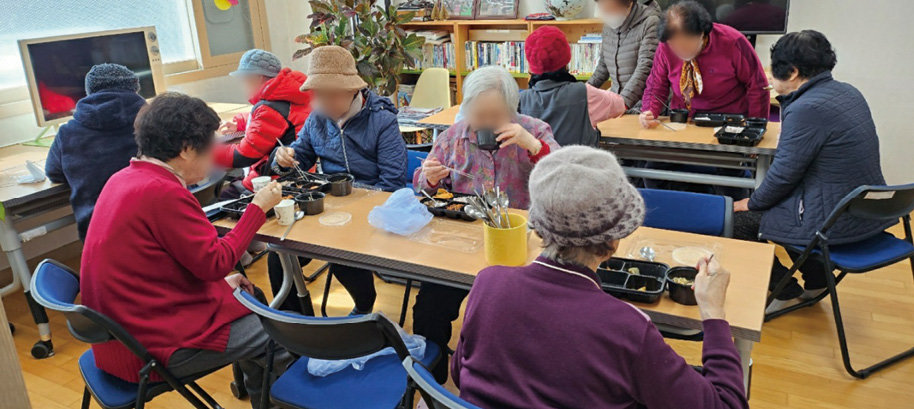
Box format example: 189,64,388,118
25,31,155,122
657,0,790,34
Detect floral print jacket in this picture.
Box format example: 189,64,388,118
413,114,559,210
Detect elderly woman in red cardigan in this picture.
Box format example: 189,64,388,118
80,92,287,409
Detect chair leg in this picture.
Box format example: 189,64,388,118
321,269,333,317
261,341,276,409
81,386,91,409
399,279,413,327
188,382,223,409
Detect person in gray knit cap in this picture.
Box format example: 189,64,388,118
45,63,145,240
452,146,747,409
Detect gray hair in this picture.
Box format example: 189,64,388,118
540,240,617,268
458,66,520,119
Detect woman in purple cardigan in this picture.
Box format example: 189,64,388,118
452,146,748,409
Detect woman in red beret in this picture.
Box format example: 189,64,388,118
519,26,627,147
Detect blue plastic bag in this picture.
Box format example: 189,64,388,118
368,188,433,235
307,325,427,377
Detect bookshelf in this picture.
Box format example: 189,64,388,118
400,18,604,103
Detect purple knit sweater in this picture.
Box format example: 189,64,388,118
452,256,748,409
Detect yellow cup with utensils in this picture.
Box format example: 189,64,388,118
483,213,529,266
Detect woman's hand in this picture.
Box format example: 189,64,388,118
694,256,730,321
496,123,542,154
276,147,298,169
733,198,750,212
218,120,238,135
639,110,660,129
251,181,282,212
225,273,255,294
422,157,450,186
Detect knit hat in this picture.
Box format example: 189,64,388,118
300,45,368,91
525,26,572,75
528,146,645,247
84,63,140,96
230,49,282,78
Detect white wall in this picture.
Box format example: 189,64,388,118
754,0,914,183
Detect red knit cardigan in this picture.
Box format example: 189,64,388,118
80,161,265,382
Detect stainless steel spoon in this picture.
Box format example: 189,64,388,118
280,211,305,241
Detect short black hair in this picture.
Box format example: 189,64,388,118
770,30,837,81
660,0,714,42
134,92,219,162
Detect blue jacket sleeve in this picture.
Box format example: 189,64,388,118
748,107,828,211
374,116,408,191
274,117,318,172
45,133,66,184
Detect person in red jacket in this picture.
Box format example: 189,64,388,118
216,49,311,194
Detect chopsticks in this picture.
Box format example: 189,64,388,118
276,139,311,181
650,95,680,132
420,158,476,179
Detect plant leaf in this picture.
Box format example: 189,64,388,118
292,48,313,60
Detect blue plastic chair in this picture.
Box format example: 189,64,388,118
29,260,225,409
406,150,429,190
233,288,441,409
639,188,733,237
402,356,481,409
766,183,914,379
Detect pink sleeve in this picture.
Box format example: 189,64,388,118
642,45,671,115
734,36,771,119
586,84,626,127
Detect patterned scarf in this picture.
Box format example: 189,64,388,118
679,60,703,110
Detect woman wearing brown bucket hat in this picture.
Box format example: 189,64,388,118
273,45,408,315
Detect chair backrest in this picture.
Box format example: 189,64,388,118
402,356,482,409
821,183,914,232
407,150,429,183
638,189,733,237
30,259,155,361
409,68,452,110
234,288,410,360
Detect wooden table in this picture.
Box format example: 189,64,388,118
416,105,460,131
214,188,774,392
599,115,781,189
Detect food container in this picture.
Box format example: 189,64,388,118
329,173,354,196
669,109,690,123
745,117,768,129
667,266,699,305
476,128,499,151
220,196,274,219
693,113,745,127
715,126,765,147
483,213,528,266
295,192,325,215
421,196,478,221
596,258,669,303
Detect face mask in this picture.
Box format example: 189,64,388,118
602,13,627,30
674,37,705,62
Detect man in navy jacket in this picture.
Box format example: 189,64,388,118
733,31,894,312
45,64,146,240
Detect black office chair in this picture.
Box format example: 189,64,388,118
234,288,441,409
29,259,226,409
766,183,914,378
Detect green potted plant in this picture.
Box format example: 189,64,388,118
294,0,425,97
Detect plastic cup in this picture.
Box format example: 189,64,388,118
483,213,528,266
274,199,296,225
251,176,272,192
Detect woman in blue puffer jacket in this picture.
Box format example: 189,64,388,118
273,45,407,314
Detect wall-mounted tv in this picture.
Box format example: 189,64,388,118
656,0,790,35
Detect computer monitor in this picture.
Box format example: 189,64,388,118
18,26,166,127
657,0,790,35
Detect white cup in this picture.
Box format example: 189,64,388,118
274,199,296,225
251,176,272,192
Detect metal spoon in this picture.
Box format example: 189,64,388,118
280,211,305,241
463,204,489,224
639,246,656,262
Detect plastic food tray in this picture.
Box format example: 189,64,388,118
596,258,670,303
278,173,330,195
692,113,746,127
219,196,275,219
715,126,766,147
420,195,478,222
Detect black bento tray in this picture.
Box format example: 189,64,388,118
715,125,766,147
420,195,478,221
278,173,330,195
219,196,275,220
692,113,745,127
596,258,670,303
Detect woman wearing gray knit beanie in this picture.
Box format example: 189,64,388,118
452,146,749,409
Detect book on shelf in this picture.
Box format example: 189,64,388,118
409,30,457,71
463,39,601,77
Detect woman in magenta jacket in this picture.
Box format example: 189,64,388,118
639,1,770,127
